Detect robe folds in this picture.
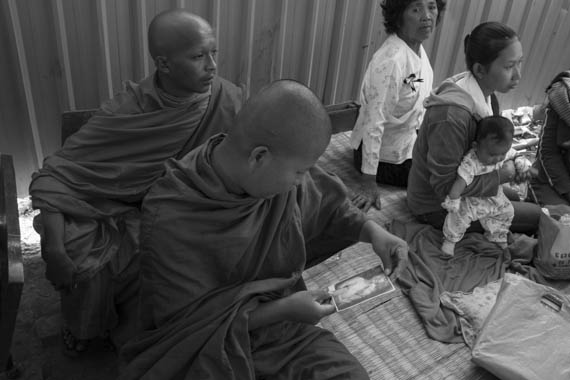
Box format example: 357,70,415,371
119,134,370,380
29,74,243,339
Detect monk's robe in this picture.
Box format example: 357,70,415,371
29,74,243,342
119,134,370,380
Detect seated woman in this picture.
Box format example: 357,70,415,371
530,70,570,206
350,0,446,211
407,21,541,236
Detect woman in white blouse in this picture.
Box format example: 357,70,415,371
350,0,446,210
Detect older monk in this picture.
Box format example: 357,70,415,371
29,9,242,355
120,80,408,379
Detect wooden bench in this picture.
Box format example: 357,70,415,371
0,154,24,378
60,102,360,145
325,101,360,134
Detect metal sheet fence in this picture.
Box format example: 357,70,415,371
2,0,570,195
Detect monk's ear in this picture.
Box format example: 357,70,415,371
248,146,270,169
156,56,170,73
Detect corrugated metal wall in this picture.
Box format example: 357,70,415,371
2,0,570,196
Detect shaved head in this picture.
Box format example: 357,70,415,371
148,10,213,59
147,10,217,95
230,80,332,159
213,80,332,198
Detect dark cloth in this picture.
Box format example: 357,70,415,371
60,252,140,345
119,134,369,380
407,74,540,234
353,143,412,187
31,75,242,203
531,72,570,206
29,74,243,340
390,219,570,343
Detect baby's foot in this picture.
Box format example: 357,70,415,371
441,240,455,256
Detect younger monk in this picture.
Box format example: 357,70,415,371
119,80,409,379
29,9,242,355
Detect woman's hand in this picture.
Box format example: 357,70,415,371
281,290,335,324
350,174,382,212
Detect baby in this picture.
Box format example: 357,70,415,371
441,116,536,256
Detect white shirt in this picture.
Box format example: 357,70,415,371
350,34,433,173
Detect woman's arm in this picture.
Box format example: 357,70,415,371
359,59,401,176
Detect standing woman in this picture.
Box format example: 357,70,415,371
407,21,540,234
350,0,446,210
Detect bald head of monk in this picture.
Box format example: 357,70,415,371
212,80,332,198
148,9,217,96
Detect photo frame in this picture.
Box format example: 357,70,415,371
327,266,396,312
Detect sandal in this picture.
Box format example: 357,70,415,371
61,326,90,357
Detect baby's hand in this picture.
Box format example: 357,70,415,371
514,156,531,172
441,195,460,213
515,167,538,183
513,156,537,182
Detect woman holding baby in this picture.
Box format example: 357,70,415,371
407,21,541,236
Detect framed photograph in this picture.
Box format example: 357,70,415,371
327,266,396,312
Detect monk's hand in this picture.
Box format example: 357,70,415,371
239,272,301,297
368,228,408,282
283,289,335,324
43,247,77,292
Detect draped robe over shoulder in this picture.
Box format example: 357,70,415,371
28,74,243,339
119,134,369,380
30,74,242,278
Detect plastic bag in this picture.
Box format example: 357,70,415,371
535,206,570,279
471,273,570,380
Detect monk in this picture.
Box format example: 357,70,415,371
28,9,242,355
119,80,409,379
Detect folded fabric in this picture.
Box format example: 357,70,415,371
440,279,502,347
